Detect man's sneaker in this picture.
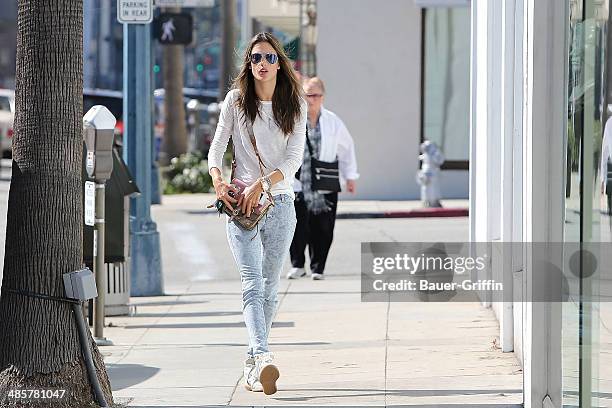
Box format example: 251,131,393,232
255,352,280,395
286,267,306,279
312,273,325,280
243,357,263,392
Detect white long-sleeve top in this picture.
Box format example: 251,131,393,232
293,106,360,192
208,89,307,199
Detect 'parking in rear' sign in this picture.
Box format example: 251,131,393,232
117,0,153,24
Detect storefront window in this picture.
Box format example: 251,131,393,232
422,6,470,168
565,0,608,405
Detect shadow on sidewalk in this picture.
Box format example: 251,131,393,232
131,300,210,307
123,321,295,329
271,387,522,403
203,341,331,347
177,291,362,296
132,311,243,318
106,363,160,391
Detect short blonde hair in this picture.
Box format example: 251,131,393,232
306,77,326,94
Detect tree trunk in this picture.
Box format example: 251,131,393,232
160,6,188,165
0,1,113,407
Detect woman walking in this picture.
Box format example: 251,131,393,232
288,77,359,280
207,32,306,395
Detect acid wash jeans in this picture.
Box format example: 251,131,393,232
226,194,297,357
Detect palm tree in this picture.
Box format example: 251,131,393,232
219,0,237,99
161,6,188,165
0,1,113,406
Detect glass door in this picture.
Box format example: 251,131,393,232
565,0,607,406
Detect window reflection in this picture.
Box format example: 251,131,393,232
422,7,470,164
565,0,608,406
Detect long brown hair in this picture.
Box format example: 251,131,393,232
232,32,303,135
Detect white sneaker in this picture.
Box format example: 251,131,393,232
255,352,280,395
312,273,325,280
286,267,306,279
243,357,263,392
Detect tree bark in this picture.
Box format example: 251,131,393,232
0,1,113,406
160,6,188,165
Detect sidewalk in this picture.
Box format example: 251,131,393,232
100,193,521,407
104,276,522,407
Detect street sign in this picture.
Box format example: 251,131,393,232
153,13,193,45
85,181,95,227
155,0,214,7
117,0,153,24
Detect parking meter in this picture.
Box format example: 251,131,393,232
83,105,116,181
83,105,116,346
204,103,221,150
186,99,200,152
208,102,220,121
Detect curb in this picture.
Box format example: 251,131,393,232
336,207,469,219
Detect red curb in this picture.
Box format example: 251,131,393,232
336,208,469,219
384,208,469,218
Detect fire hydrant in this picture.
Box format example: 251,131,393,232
416,140,445,208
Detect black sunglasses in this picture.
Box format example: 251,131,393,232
250,53,278,65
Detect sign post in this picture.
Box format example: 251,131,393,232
120,0,163,296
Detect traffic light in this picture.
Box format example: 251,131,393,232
153,13,193,46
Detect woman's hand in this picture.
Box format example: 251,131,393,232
240,180,264,217
346,179,357,194
213,178,239,212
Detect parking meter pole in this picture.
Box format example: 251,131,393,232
93,182,112,345
123,23,163,296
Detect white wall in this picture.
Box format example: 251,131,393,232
470,0,568,403
317,0,467,200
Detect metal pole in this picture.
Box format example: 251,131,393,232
299,0,303,75
93,182,112,345
240,0,250,45
123,23,163,297
220,0,237,100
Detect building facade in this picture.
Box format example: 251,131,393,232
315,0,470,200
471,0,611,406
302,0,612,404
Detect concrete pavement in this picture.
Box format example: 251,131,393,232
101,193,522,407
105,278,522,407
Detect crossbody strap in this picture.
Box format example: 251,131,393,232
230,137,237,181
305,126,338,163
243,115,275,204
305,127,314,157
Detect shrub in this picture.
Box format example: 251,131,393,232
163,152,213,194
